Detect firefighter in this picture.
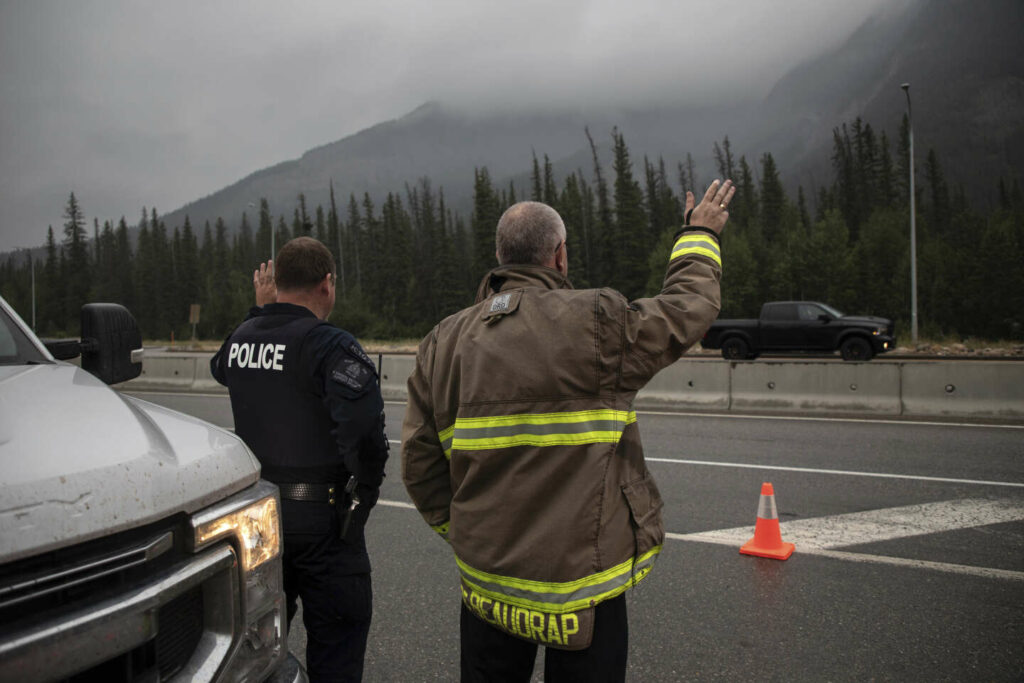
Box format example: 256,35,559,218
212,236,388,682
402,180,734,681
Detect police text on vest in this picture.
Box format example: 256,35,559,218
228,342,285,370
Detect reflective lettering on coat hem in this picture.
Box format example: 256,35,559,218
461,585,581,647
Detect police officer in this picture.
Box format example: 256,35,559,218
211,236,388,682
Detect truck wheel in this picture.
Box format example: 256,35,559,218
840,337,873,361
721,337,750,360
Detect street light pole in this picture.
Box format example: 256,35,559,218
901,82,919,345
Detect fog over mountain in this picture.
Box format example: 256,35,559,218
1,0,897,253
2,0,1021,255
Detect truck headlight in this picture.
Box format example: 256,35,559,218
195,495,280,571
190,481,285,681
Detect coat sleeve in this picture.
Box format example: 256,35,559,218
313,329,388,506
400,328,453,541
615,228,723,392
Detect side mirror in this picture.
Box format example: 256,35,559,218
80,303,144,385
818,314,832,323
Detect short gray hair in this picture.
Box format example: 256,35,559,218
495,201,565,265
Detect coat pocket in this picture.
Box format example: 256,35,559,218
621,472,664,529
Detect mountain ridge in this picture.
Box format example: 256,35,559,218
11,0,1023,251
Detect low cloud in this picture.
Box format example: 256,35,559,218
0,0,896,252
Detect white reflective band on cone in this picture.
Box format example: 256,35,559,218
757,494,779,520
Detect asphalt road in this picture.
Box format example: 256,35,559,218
125,392,1024,681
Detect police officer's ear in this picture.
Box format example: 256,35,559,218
319,272,335,295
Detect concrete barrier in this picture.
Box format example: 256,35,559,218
190,354,227,393
901,361,1024,420
121,351,1024,423
636,359,730,410
377,354,417,401
730,360,902,415
131,355,198,391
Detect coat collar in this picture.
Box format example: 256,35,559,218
474,264,574,304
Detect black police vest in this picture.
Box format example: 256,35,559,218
223,311,342,484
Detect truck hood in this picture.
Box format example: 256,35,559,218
0,364,260,563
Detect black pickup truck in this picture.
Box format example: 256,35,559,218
701,301,896,361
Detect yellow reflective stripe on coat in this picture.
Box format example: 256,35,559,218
439,424,454,460
671,233,721,267
432,521,450,540
455,547,660,614
451,409,637,452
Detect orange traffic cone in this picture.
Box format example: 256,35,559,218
740,482,795,560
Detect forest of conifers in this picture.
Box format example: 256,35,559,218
1,117,1022,343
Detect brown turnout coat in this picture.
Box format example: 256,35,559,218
401,229,722,647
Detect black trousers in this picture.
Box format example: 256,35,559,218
283,532,372,683
460,594,628,683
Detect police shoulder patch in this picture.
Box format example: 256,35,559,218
331,357,372,392
347,341,375,370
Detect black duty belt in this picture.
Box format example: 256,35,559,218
277,482,337,505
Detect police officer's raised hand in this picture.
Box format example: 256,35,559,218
254,260,278,306
686,179,735,235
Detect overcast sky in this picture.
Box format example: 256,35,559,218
0,0,895,253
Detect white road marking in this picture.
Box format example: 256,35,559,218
645,457,1024,488
636,409,1024,430
675,498,1024,549
378,496,1024,580
387,435,1021,488
378,499,415,510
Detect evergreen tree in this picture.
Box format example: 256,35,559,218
115,217,133,311
327,182,345,296
530,152,543,201
41,226,63,334
178,216,200,337
559,171,595,288
797,187,811,232
205,217,233,337
758,152,787,242
923,148,951,236
731,157,757,233
713,136,736,180
133,210,156,335
611,128,649,299
877,131,896,208
315,205,327,243
470,168,502,277
62,192,91,327
256,198,273,260
347,194,363,293
94,220,117,302
149,208,173,338
585,127,612,285
235,210,254,271
543,154,558,207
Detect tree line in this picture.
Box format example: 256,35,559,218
1,119,1022,343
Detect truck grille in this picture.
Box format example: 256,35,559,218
155,586,204,679
0,516,209,681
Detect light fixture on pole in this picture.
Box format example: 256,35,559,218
901,82,919,345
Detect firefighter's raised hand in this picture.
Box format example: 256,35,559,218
687,179,735,235
253,260,277,306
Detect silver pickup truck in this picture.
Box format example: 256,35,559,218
0,296,302,682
